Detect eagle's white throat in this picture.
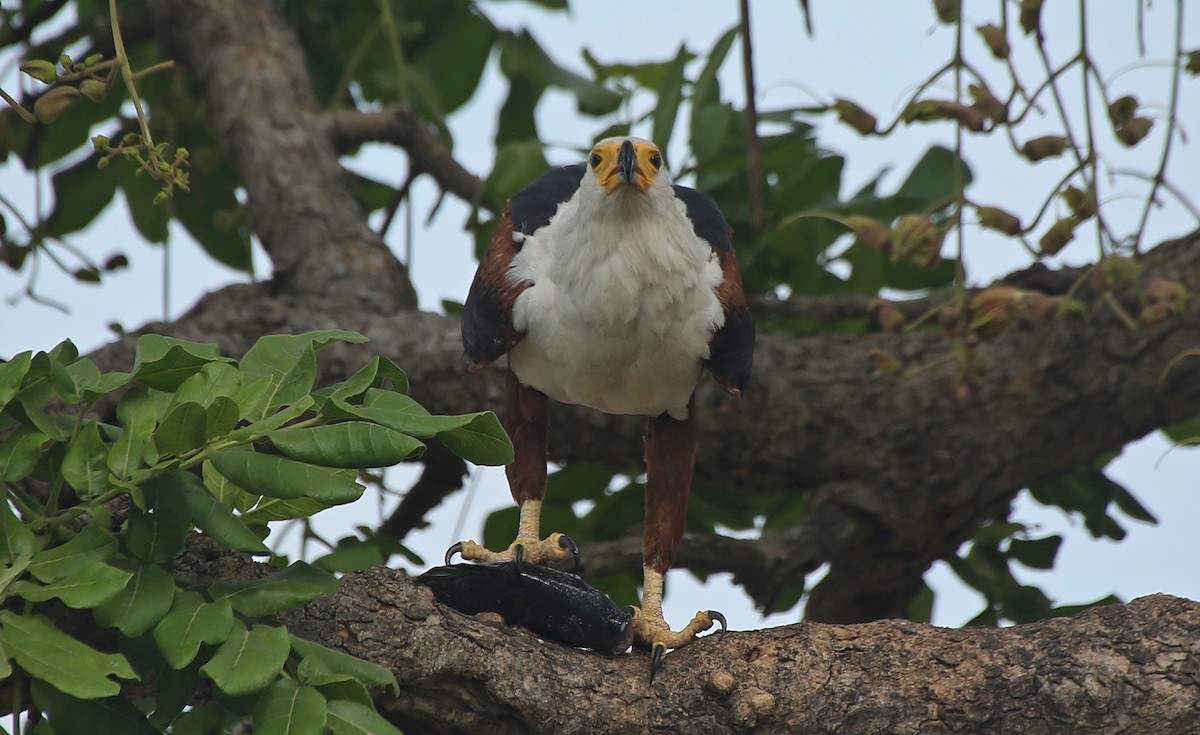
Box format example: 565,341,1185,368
508,172,725,419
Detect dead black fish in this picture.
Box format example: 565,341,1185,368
417,561,635,654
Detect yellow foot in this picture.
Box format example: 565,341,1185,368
631,607,727,682
445,532,580,573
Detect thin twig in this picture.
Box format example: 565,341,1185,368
738,0,765,232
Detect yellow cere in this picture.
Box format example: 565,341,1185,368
589,137,663,194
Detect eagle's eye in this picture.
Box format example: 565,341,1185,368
648,153,662,170
589,153,603,169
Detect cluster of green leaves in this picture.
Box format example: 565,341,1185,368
915,462,1156,626
0,330,512,733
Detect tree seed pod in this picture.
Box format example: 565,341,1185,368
79,78,108,102
19,59,59,84
932,0,959,24
1091,255,1141,292
969,286,1022,340
891,215,942,268
1144,278,1188,314
938,305,961,338
1116,116,1153,146
868,298,907,333
832,98,878,135
867,348,904,377
1019,0,1044,37
33,86,81,124
1014,291,1063,329
976,24,1009,59
1038,217,1077,256
1061,185,1097,220
846,215,891,253
1108,95,1138,125
977,206,1022,235
1021,135,1069,162
968,84,1008,123
1187,50,1200,76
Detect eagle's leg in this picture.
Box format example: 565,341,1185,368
447,369,578,571
630,404,725,680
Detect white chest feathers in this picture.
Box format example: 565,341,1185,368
508,184,726,419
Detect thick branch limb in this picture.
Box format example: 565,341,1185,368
146,0,415,312
285,567,1200,734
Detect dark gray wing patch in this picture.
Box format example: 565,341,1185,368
672,185,732,252
511,164,586,235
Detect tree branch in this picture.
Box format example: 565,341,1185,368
146,0,416,312
324,107,498,215
284,567,1200,734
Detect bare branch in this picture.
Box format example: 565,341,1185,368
324,107,498,215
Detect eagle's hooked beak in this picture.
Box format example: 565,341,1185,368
617,139,637,185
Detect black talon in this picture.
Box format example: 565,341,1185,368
444,542,464,566
649,642,667,683
513,543,525,571
708,610,728,639
558,534,581,575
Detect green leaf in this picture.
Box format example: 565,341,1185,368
340,390,513,463
31,679,160,735
0,495,35,564
411,7,496,115
211,562,338,617
131,335,231,391
499,29,621,116
203,457,259,512
154,592,235,669
176,362,244,407
93,563,176,636
327,699,405,735
200,623,290,696
46,154,120,237
180,473,270,553
290,636,399,694
27,526,117,583
239,332,366,410
240,338,317,414
61,421,111,499
689,26,738,161
1008,535,1063,570
253,679,327,735
0,611,136,699
107,388,158,478
126,474,193,564
345,389,471,436
652,44,689,153
269,422,424,468
241,496,334,524
440,412,514,466
207,451,364,503
14,561,131,608
0,555,30,599
896,145,972,203
0,351,33,411
206,396,242,437
154,401,209,455
329,356,408,405
232,394,315,435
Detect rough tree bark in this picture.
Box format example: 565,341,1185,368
74,0,1200,728
280,566,1199,735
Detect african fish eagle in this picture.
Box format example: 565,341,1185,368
451,136,755,678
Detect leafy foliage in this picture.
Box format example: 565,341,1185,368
0,331,512,732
